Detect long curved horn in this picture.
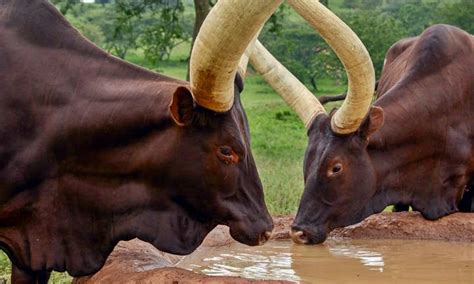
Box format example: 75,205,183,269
190,0,283,112
250,40,325,129
237,28,262,78
288,0,375,134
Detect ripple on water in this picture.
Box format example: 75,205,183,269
177,239,473,283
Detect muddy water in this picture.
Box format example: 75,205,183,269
178,239,473,283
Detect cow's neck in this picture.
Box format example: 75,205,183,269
0,171,212,276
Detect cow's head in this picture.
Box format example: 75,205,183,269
138,0,284,254
157,78,272,254
249,0,377,245
32,1,285,264
290,107,384,244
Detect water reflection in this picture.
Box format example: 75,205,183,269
178,239,473,283
178,243,300,281
328,244,385,271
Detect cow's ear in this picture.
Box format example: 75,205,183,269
359,106,384,140
170,86,195,127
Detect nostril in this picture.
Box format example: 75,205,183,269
290,229,309,244
264,231,272,240
258,231,272,245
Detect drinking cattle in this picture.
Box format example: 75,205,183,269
0,0,283,282
249,0,473,244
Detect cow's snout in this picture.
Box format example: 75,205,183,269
290,225,327,245
259,230,272,245
228,215,273,246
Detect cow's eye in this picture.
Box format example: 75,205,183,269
328,163,343,177
220,146,232,157
217,146,238,164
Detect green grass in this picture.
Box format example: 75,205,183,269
0,267,70,284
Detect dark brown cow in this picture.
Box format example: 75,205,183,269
0,0,281,282
291,24,474,244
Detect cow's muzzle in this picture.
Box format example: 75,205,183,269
228,216,273,246
259,230,272,245
290,225,327,245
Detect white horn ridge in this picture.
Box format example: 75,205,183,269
288,0,376,134
190,0,283,112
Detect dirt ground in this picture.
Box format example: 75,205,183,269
75,212,473,283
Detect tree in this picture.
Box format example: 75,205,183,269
140,1,188,63
50,0,79,15
262,24,342,92
185,1,288,79
342,10,407,76
342,0,359,9
389,1,438,36
190,0,210,50
360,0,382,9
438,0,474,34
186,0,211,80
51,0,190,63
101,0,189,61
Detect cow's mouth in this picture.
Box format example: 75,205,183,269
290,224,329,245
226,217,273,246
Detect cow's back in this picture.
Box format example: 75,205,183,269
0,0,178,204
377,24,474,99
372,25,474,204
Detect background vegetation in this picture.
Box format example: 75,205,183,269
1,0,472,282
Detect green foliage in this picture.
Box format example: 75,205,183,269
361,0,383,9
343,0,384,9
383,0,438,36
65,4,107,46
341,10,407,77
103,0,189,60
140,1,188,63
0,253,71,283
262,25,340,91
261,0,473,91
267,4,289,35
342,0,359,9
50,0,78,15
50,0,190,63
438,0,474,33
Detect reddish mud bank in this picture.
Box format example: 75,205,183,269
273,212,474,242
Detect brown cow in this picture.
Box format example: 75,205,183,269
290,24,474,244
0,0,283,282
248,1,473,244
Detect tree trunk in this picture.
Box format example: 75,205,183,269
186,0,211,80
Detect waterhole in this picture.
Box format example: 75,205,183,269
178,239,473,283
